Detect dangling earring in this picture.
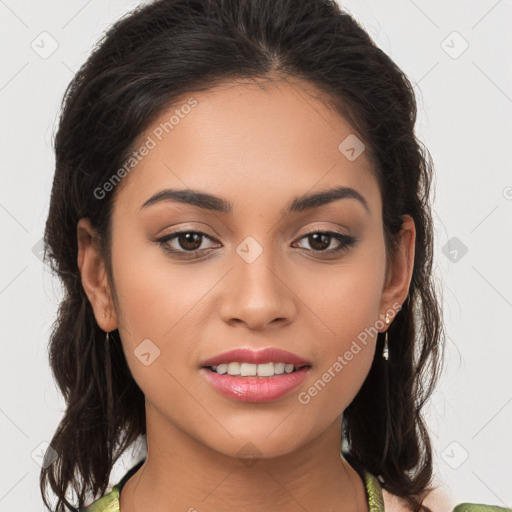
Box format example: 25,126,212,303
104,330,114,423
383,313,390,361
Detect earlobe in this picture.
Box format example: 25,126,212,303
76,218,117,332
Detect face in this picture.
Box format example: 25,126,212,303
78,77,414,461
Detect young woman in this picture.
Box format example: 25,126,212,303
40,0,509,511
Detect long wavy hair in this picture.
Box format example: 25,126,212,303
41,0,445,510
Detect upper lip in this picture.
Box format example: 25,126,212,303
200,348,311,368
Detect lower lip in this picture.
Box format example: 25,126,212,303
201,366,310,403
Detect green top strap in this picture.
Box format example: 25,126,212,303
84,483,120,512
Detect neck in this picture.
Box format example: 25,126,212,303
119,408,368,512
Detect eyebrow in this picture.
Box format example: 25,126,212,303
139,185,370,214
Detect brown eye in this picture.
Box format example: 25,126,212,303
156,228,357,260
175,232,203,251
156,230,219,256
305,232,331,251
293,230,357,255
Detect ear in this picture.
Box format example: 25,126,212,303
379,214,416,325
77,218,118,332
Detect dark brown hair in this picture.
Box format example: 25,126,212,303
41,0,444,510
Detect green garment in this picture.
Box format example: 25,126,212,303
83,460,511,512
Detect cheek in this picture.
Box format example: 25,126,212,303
295,241,386,410
300,237,386,352
109,237,220,392
110,227,206,339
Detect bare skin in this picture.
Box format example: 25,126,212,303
77,76,416,511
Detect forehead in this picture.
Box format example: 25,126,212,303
111,77,379,214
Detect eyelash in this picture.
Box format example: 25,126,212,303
155,228,357,259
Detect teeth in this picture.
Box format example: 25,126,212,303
227,362,241,375
210,362,304,376
215,364,228,374
256,363,273,377
240,363,257,376
274,362,285,374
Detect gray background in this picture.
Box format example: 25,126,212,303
1,0,511,510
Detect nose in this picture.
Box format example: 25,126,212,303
220,246,296,331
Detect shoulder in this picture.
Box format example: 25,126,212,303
381,489,421,512
382,487,450,512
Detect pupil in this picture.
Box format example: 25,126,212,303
310,233,330,251
180,232,201,250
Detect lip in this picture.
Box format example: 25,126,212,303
200,347,311,368
201,366,310,402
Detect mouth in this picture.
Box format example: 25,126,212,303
199,348,312,402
